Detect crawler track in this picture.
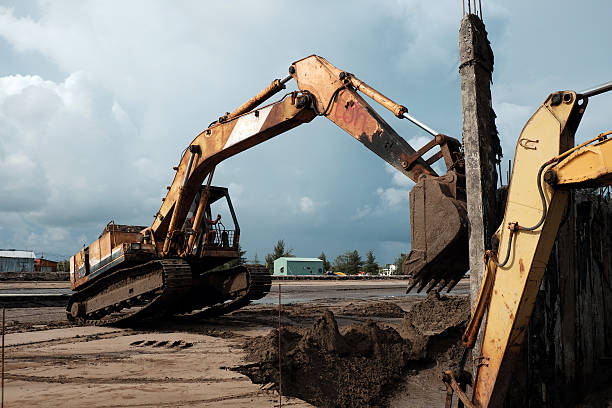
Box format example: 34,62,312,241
176,264,272,320
66,259,192,325
66,261,271,325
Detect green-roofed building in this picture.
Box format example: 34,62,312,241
273,257,324,276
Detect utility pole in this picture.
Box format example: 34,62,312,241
458,12,502,364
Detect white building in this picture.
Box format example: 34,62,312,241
380,264,397,276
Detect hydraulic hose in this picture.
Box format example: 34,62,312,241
493,161,553,267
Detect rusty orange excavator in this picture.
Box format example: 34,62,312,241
67,55,469,325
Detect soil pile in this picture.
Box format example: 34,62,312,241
238,310,408,407
236,292,471,408
341,301,406,318
399,291,470,365
405,291,469,334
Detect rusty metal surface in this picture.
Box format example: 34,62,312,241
346,74,407,118
442,370,475,408
220,78,288,123
291,56,470,291
291,55,439,182
154,55,470,291
327,86,438,181
151,54,471,297
405,171,469,292
70,223,155,291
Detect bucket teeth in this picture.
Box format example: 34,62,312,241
425,278,442,293
446,279,460,293
406,279,419,294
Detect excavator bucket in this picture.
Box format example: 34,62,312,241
405,171,469,292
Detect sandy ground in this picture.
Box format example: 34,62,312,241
6,326,313,407
0,279,469,407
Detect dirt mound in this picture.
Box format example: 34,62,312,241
398,291,471,365
404,291,470,335
236,294,471,407
341,301,406,318
239,310,409,407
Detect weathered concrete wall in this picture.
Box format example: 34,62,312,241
458,14,502,359
505,192,612,407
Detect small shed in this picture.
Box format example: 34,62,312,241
273,257,324,276
0,250,36,273
35,258,59,272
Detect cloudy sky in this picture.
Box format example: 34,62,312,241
0,0,610,265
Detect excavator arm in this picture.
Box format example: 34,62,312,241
151,55,468,290
447,82,612,408
151,92,316,253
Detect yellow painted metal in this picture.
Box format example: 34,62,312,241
472,91,584,407
153,97,316,253
553,135,612,188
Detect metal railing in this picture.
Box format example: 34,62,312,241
203,227,236,248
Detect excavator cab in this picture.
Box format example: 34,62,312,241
185,185,241,268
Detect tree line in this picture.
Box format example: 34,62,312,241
262,239,408,275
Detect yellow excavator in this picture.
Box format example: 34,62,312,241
67,55,470,324
66,52,612,404
443,81,612,407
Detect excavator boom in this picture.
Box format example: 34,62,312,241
471,90,584,407
156,55,469,289
449,82,612,407
69,55,470,325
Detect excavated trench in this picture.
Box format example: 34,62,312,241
235,292,470,408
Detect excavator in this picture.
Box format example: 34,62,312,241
67,55,470,324
442,82,612,407
66,53,612,405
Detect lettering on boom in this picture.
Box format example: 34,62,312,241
332,92,373,139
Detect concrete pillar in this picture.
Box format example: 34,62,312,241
458,14,502,360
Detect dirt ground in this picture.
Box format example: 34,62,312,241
4,278,611,407
0,279,474,407
6,325,312,407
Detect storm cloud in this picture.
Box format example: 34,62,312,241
0,0,610,264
